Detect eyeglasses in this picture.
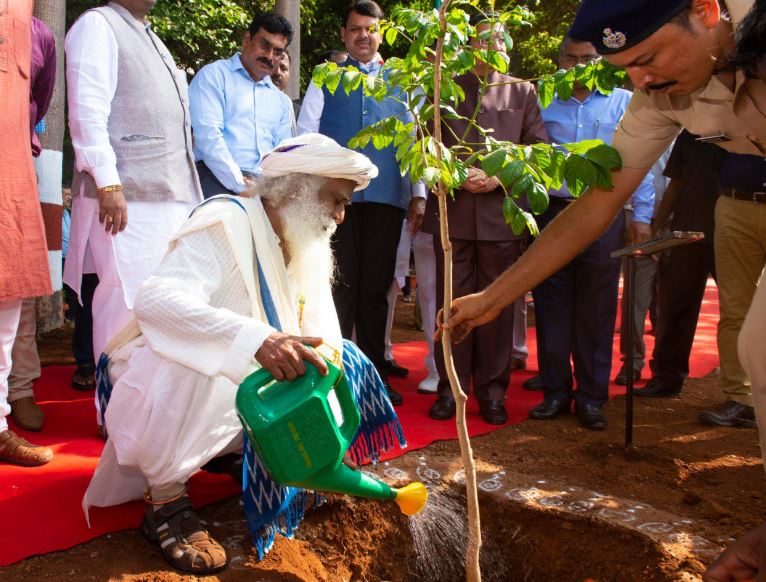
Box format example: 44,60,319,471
257,37,286,58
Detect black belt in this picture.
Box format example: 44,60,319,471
724,187,766,204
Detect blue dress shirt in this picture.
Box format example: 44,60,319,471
541,88,655,223
189,53,293,193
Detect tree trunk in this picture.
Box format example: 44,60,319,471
433,1,482,580
33,0,66,333
275,0,300,100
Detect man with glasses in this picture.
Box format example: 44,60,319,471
190,12,294,198
525,36,655,430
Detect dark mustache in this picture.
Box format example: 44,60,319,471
646,80,678,91
257,56,274,69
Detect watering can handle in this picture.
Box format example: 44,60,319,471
334,370,362,443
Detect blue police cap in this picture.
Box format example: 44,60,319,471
569,0,691,54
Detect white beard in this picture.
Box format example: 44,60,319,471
279,196,337,299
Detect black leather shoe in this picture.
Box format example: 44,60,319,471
634,377,681,398
615,364,642,386
386,359,409,378
385,383,404,406
698,401,756,428
529,397,571,420
575,402,607,431
479,400,508,425
428,396,456,420
523,375,545,391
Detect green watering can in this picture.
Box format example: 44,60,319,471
235,348,427,516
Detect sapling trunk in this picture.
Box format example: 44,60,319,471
433,2,482,580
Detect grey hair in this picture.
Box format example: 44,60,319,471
245,173,329,205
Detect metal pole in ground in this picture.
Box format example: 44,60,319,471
625,255,636,447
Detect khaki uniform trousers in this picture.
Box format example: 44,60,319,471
714,196,766,407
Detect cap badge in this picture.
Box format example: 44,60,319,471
602,28,627,49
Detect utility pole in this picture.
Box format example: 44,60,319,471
276,0,300,100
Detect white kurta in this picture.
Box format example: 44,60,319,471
84,196,342,515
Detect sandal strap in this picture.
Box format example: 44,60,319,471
141,496,227,574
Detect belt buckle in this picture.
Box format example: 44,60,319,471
753,192,766,204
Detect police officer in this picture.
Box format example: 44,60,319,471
435,1,765,577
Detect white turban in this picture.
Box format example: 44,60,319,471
260,133,379,192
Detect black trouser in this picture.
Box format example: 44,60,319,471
532,198,625,408
64,273,99,366
651,241,716,390
331,203,405,381
196,161,237,199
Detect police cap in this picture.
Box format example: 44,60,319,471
569,0,691,54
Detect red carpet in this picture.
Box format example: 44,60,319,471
0,280,719,565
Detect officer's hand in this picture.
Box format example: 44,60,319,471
628,221,652,246
436,292,503,344
255,333,327,381
704,522,766,581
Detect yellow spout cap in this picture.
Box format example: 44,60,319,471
393,481,428,515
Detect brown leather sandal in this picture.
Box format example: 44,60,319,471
140,495,227,574
71,364,96,391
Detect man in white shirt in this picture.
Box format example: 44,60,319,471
84,135,405,575
64,0,203,422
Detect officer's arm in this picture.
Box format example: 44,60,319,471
441,166,651,342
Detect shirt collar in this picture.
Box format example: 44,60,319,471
230,53,276,87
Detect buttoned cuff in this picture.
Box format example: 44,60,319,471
91,165,122,190
220,320,275,385
411,181,427,199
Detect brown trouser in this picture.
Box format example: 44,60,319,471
8,298,40,402
433,237,523,403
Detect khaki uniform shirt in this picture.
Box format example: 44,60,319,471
613,0,766,169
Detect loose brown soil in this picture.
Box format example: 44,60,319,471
4,296,763,581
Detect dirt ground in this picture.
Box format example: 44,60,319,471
3,297,763,581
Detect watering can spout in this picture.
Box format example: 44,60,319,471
300,463,428,515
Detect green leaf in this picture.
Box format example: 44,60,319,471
385,26,398,46
584,143,622,170
422,166,440,188
502,197,528,235
481,148,507,177
538,78,555,109
324,67,344,96
511,173,534,198
498,159,524,186
563,155,598,197
341,70,362,95
528,182,549,214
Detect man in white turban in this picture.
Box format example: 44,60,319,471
83,134,406,575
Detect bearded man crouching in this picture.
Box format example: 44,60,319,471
82,134,407,575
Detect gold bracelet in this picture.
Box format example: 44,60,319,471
96,184,123,193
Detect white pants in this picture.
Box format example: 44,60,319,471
512,296,528,361
384,222,438,376
0,300,23,432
